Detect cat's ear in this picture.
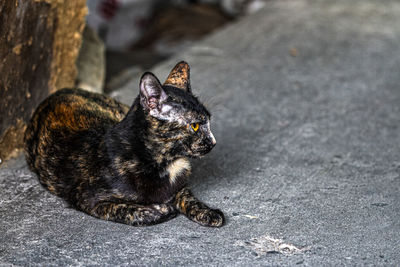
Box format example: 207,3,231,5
163,61,191,92
139,72,168,113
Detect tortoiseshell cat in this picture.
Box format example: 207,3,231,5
24,61,224,227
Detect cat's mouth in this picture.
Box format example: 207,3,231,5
182,147,205,158
188,147,213,158
181,141,214,158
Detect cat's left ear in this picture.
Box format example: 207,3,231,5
139,72,168,114
163,61,191,92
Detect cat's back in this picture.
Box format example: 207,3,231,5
24,88,129,174
27,88,129,134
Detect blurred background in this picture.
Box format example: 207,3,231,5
0,0,267,163
84,0,267,93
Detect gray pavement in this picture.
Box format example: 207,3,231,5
1,0,400,265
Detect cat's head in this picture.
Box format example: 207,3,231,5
139,61,216,158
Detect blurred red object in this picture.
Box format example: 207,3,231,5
99,0,119,20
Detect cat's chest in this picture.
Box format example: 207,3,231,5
125,158,191,204
166,158,191,185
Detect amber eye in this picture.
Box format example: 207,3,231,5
191,123,199,132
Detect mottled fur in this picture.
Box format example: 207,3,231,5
24,62,224,227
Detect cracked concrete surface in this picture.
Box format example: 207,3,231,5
1,0,400,265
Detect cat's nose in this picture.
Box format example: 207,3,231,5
202,135,216,154
207,139,216,148
208,133,216,147
203,139,216,154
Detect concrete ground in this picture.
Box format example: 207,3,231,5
1,0,400,265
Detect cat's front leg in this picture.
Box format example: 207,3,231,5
175,187,225,227
90,202,177,226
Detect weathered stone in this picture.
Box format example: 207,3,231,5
0,0,87,162
75,25,105,93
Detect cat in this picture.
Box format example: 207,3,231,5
24,61,225,227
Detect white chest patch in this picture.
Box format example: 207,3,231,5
166,158,191,184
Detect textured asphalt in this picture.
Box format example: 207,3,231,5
1,0,400,265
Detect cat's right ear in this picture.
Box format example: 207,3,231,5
139,72,168,113
163,61,191,92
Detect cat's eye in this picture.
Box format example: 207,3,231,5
191,123,199,132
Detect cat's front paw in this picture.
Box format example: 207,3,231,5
195,208,225,227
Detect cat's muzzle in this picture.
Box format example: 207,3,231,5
199,138,216,155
